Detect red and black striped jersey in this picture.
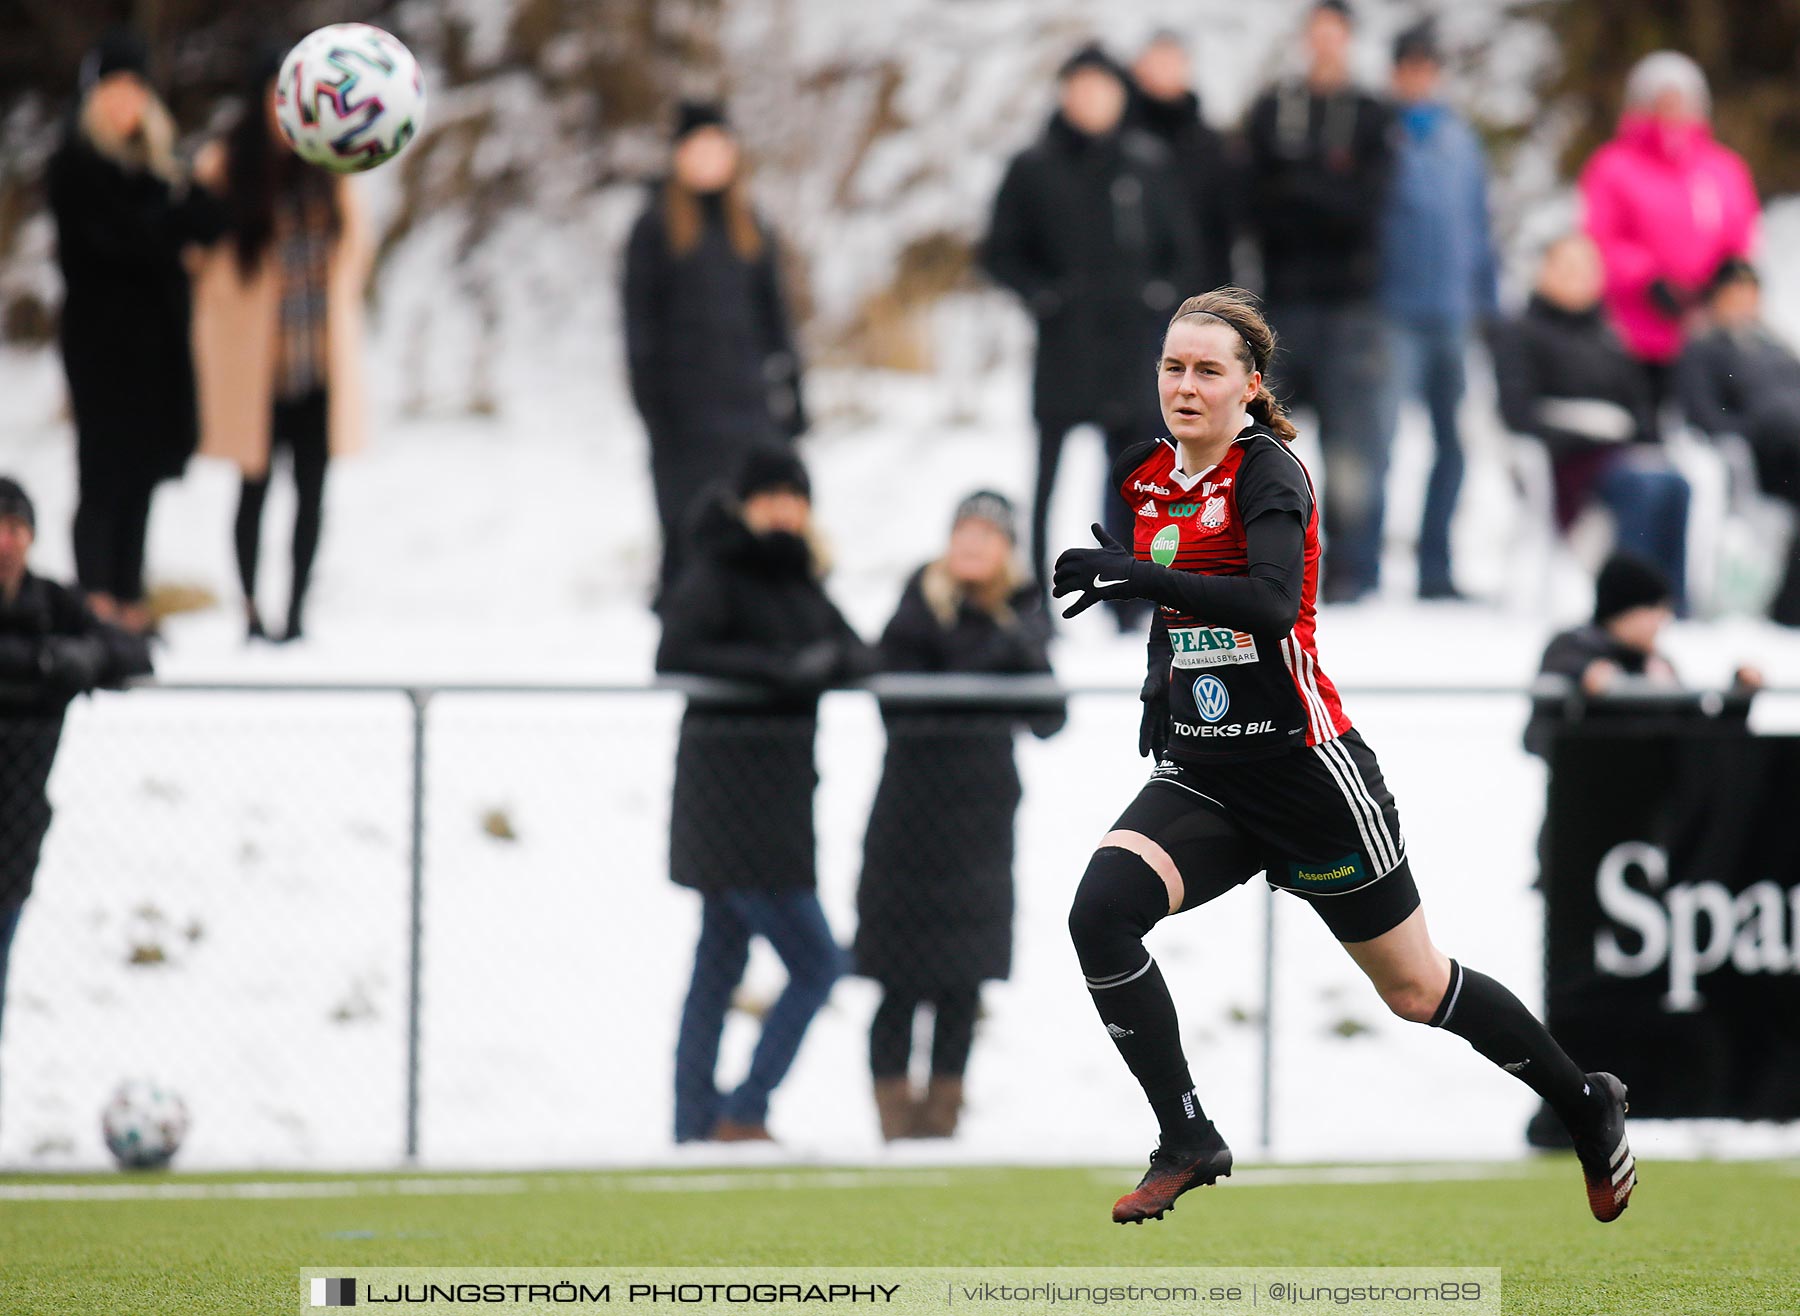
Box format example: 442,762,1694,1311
1116,427,1352,760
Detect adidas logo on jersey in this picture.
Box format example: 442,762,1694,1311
1138,501,1158,517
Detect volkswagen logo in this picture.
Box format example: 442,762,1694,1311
1192,675,1230,723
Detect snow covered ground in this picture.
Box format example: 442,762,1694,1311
4,325,1800,1175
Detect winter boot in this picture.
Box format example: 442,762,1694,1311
916,1075,963,1138
873,1078,917,1142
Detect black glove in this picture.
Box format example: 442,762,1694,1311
38,635,106,695
778,639,843,693
1647,278,1686,320
1052,524,1147,618
1138,684,1170,759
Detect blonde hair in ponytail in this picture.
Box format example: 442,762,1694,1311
1166,287,1298,443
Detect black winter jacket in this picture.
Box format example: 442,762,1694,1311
1129,89,1238,294
655,493,871,894
48,123,224,487
852,566,1064,991
1677,323,1800,442
0,573,154,903
1522,624,1673,758
982,114,1199,428
1493,296,1658,461
1244,82,1392,305
622,189,805,472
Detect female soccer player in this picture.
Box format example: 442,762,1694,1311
1052,288,1636,1225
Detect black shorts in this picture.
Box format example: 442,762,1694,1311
1110,728,1419,943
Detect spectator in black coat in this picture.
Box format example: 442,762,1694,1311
1676,259,1800,625
1243,0,1395,603
852,492,1065,1141
0,477,153,1088
1129,32,1237,294
1493,233,1691,611
654,447,871,1144
982,44,1199,626
624,102,807,608
47,30,224,634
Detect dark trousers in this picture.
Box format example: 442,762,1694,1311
1032,415,1154,621
236,389,329,632
1269,301,1395,598
0,896,23,1081
1745,411,1800,625
869,985,979,1079
72,474,156,604
673,889,843,1140
1592,455,1691,614
1382,317,1468,594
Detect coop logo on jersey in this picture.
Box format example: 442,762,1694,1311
1169,626,1261,669
1192,675,1230,722
1150,524,1181,566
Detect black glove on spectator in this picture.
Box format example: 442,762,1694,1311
1647,278,1686,320
1053,524,1147,618
779,639,844,693
39,635,106,694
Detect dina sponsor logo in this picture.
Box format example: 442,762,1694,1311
1150,524,1181,567
1594,841,1800,1012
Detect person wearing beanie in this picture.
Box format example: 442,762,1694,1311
0,475,153,1092
655,450,872,1144
1243,0,1397,604
48,29,226,635
624,99,807,610
852,491,1063,1141
1580,50,1758,402
1523,552,1762,758
1677,257,1800,626
982,39,1199,631
1377,16,1498,601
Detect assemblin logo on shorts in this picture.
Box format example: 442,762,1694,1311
1286,853,1367,889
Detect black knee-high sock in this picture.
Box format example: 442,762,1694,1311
1069,847,1209,1142
1430,960,1595,1124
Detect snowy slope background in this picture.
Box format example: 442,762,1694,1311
2,0,1800,1171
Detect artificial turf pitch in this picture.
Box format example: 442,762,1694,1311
2,1159,1796,1315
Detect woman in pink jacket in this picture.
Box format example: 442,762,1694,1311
1580,51,1758,403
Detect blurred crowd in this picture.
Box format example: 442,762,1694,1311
5,4,1800,1150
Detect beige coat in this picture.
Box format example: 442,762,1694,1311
190,142,371,478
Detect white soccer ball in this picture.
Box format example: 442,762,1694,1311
101,1079,190,1170
274,23,426,174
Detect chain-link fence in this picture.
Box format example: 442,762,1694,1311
5,681,1797,1171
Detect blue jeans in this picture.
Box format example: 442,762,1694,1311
1384,318,1468,593
1269,302,1395,597
1593,457,1691,613
673,890,843,1140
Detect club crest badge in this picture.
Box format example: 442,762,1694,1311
1199,494,1228,531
